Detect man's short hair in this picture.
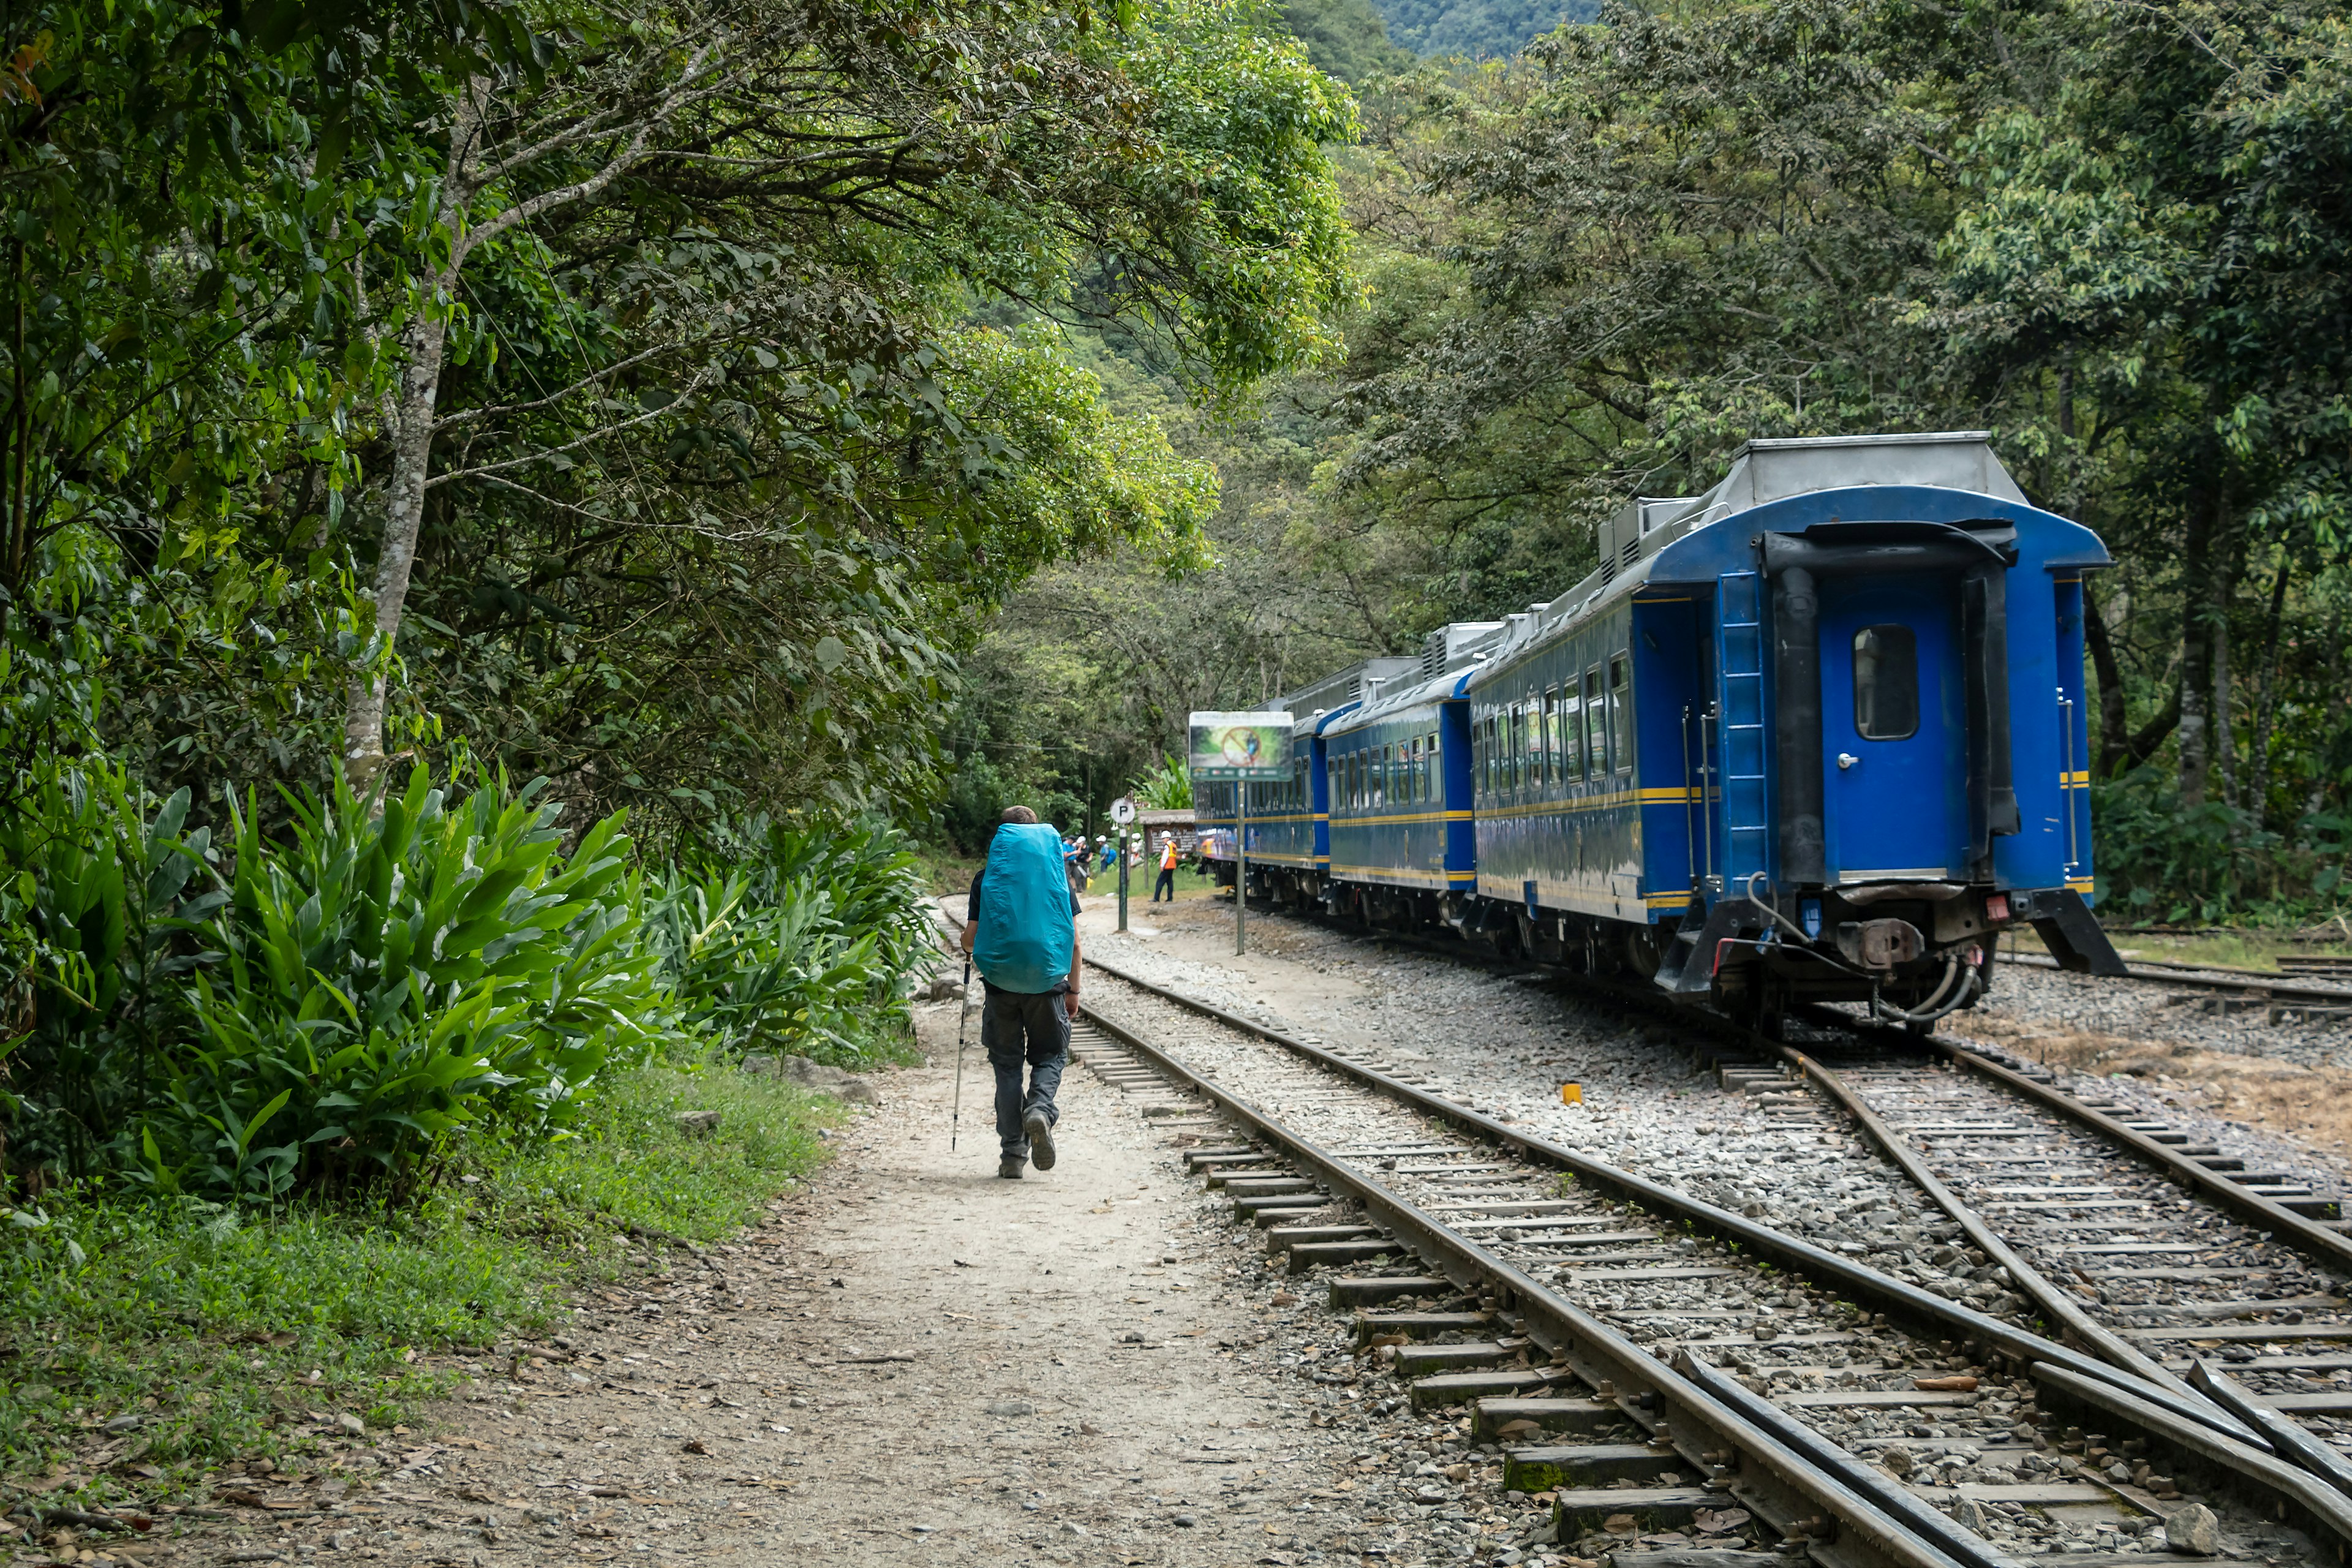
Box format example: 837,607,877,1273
1001,805,1038,825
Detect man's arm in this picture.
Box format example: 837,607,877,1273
962,919,978,954
1065,930,1083,1019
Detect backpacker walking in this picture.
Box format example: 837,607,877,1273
1151,834,1180,903
963,807,1083,1180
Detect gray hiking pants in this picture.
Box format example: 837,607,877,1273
982,986,1069,1159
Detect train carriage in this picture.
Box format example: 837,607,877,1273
1194,432,2125,1025
1321,672,1476,925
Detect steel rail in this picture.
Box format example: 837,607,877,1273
1079,953,2352,1557
1084,954,2253,1445
1073,1000,2012,1568
1902,1031,2352,1273
1773,1045,2204,1408
2003,950,2352,1008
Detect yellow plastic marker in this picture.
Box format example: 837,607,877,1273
1559,1082,1583,1106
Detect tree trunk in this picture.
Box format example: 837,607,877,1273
343,306,455,785
2212,604,2234,809
2085,581,2130,779
2245,554,2290,831
2177,495,2215,810
2211,499,2244,812
342,82,486,790
2305,599,2347,838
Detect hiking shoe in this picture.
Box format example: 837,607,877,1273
1024,1110,1057,1171
997,1156,1025,1180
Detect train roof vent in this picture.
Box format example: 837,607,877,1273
1597,496,1701,584
1420,621,1507,677
1279,655,1418,718
1681,431,2027,529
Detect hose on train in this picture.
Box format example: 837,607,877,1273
1868,951,1983,1026
1741,871,1985,1026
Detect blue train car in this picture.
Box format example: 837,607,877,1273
1193,432,2125,1025
1196,658,1415,908
1320,671,1477,927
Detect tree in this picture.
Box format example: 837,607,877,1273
320,0,1357,799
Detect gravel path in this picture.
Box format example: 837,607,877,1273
99,1005,1394,1568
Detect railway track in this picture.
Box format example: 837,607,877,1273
1069,953,2352,1568
2000,950,2352,1025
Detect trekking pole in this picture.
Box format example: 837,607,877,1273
949,958,973,1151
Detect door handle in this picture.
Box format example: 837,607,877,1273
1836,752,1859,771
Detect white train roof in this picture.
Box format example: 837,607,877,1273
1324,432,2035,729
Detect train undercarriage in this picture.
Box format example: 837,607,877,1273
1203,859,2120,1031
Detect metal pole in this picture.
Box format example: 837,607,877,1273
949,958,972,1151
1117,829,1129,932
1235,785,1248,956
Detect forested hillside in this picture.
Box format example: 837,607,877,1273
1371,0,1599,58
949,0,2352,927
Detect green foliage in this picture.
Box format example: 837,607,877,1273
0,767,216,1181
1281,0,1413,81
478,1057,848,1248
2092,771,2350,924
647,819,935,1068
149,767,660,1202
0,1060,843,1472
1131,754,1197,809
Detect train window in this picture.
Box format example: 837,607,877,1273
1525,697,1544,788
1375,744,1388,809
1583,668,1605,779
1853,625,1918,740
1561,686,1581,782
1539,690,1558,790
1500,706,1516,795
1608,655,1632,774
1428,731,1441,799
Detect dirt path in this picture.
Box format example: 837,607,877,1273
132,993,1396,1568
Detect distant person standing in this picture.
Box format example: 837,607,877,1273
963,807,1083,1180
1152,834,1180,903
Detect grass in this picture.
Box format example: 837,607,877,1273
1999,925,2352,973
0,1057,851,1500
1084,861,1219,902
911,842,984,895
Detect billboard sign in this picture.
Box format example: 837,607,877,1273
1188,711,1294,780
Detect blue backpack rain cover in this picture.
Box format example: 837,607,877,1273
974,823,1075,994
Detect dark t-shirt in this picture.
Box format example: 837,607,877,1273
967,871,1081,995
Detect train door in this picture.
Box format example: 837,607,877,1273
1817,578,1964,881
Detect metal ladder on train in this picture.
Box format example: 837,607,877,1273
1714,570,1771,889
1659,571,1772,990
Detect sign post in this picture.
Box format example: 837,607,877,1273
1110,796,1137,933
1232,787,1246,956
1188,710,1294,959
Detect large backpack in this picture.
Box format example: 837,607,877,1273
973,823,1074,994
